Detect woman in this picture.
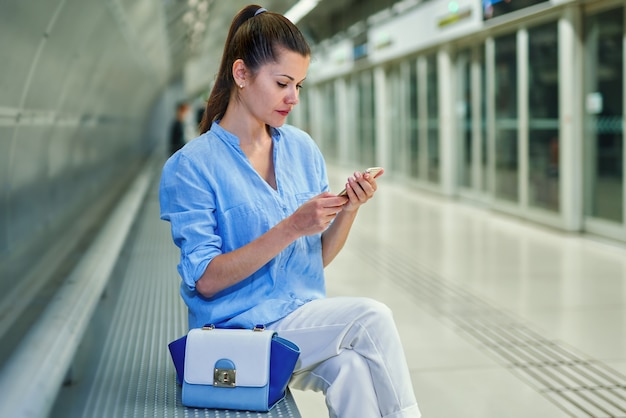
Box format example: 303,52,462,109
159,5,421,417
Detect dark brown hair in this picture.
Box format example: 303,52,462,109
198,4,311,133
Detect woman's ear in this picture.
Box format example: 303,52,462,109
232,59,247,88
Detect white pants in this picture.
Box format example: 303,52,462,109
268,297,421,418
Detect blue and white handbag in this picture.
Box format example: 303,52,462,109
168,325,300,411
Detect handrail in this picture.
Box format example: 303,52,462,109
0,157,155,418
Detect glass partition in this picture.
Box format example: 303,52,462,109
320,82,338,161
457,48,472,189
408,60,420,179
388,64,408,175
584,8,624,224
355,71,376,165
426,54,440,183
494,33,519,202
528,22,560,212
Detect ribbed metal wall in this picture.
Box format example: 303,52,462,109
0,0,169,278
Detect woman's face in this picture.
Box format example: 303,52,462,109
242,48,310,127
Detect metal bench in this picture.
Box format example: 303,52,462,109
0,157,301,418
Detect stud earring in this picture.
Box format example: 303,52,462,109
239,84,244,89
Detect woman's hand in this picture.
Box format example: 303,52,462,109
286,192,348,236
341,168,383,212
198,192,347,298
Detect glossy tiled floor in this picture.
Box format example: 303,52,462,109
292,168,626,418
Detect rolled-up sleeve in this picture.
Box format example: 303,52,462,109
159,153,222,290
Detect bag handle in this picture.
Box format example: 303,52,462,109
201,324,266,331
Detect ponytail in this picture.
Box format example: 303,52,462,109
198,4,310,133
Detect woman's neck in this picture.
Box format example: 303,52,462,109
219,104,269,146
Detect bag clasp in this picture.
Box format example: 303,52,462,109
213,358,236,388
214,368,236,388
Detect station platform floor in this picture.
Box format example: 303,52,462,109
299,167,626,417
54,162,626,418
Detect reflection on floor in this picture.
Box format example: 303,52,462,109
292,169,626,418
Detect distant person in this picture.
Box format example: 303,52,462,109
169,102,190,155
196,107,204,134
159,5,421,417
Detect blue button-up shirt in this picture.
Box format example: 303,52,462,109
159,122,328,330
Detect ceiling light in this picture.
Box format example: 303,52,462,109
284,0,320,24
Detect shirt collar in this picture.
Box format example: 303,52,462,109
211,121,282,145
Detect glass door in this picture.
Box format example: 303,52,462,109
388,63,410,176
456,48,473,190
494,32,519,203
426,54,440,183
355,71,376,166
319,82,338,162
584,7,624,228
456,45,487,197
408,60,420,179
527,22,560,212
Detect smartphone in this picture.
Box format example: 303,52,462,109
337,167,384,196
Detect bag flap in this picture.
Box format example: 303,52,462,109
184,328,275,387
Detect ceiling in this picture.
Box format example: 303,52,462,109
161,0,401,82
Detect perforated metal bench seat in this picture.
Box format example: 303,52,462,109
49,168,301,418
